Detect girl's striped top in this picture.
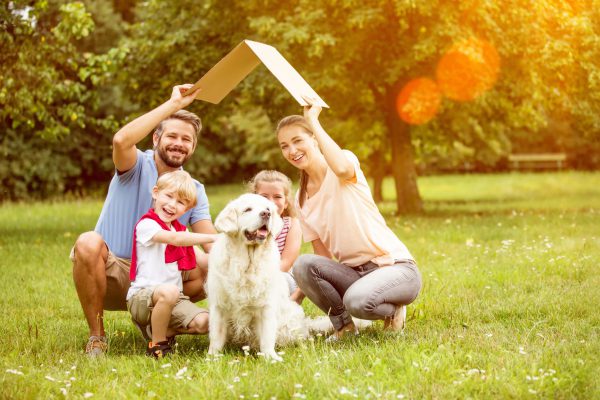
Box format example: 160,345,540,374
275,216,291,254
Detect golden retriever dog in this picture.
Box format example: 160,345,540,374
207,194,309,361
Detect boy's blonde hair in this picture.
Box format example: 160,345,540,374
155,170,197,209
247,170,296,218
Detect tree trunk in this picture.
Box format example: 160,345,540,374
368,149,385,203
385,86,423,214
373,174,384,203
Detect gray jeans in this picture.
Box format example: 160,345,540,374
293,254,422,331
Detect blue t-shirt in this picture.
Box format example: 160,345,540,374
94,149,211,258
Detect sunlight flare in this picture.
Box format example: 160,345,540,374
396,78,442,125
436,38,500,101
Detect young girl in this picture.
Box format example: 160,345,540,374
276,100,422,340
247,170,304,303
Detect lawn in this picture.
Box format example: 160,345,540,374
1,171,599,399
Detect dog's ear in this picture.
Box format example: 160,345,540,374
215,202,238,235
270,210,284,238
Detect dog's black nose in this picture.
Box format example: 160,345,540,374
260,209,271,219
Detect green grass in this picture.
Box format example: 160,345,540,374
1,171,599,399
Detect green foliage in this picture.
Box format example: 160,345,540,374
52,1,94,41
0,122,114,200
2,0,600,201
0,1,126,200
76,0,127,53
241,0,600,173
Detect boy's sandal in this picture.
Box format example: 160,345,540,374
133,320,176,347
146,341,173,359
167,336,177,347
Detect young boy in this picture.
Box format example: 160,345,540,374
127,170,217,358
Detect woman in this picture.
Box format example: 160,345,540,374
276,101,422,340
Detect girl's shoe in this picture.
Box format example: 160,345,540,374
325,326,359,343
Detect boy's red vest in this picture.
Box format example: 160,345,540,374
130,209,196,280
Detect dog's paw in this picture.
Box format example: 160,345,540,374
207,347,222,357
263,350,283,362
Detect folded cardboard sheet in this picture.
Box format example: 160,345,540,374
184,40,328,108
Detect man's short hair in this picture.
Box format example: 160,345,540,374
154,110,202,146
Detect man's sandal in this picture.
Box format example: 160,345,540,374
85,336,108,357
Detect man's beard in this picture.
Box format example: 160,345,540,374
156,144,190,168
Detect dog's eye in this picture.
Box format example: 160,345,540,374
243,207,252,213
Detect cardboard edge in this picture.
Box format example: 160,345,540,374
244,40,329,108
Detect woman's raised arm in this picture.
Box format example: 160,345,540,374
303,99,355,180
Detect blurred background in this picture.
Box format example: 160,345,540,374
1,0,599,213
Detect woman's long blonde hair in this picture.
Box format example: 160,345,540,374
247,170,296,217
275,115,315,208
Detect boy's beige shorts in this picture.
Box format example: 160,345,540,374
127,288,206,331
70,246,198,311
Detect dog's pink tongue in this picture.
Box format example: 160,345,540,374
257,227,268,239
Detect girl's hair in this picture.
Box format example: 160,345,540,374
155,170,198,208
247,170,296,217
154,110,202,146
275,115,315,208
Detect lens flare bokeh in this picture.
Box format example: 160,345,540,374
436,38,500,102
396,78,442,125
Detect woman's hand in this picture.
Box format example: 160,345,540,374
301,95,355,181
302,95,322,124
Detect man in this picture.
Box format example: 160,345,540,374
71,84,216,356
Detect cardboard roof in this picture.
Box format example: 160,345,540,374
183,40,328,108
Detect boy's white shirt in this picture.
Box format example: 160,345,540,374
126,219,184,301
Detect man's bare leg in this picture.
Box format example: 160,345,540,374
72,232,108,337
183,252,208,302
184,312,209,334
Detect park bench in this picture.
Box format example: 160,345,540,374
508,153,567,170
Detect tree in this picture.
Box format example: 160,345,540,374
241,0,600,212
108,0,600,212
6,0,598,204
0,1,127,199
